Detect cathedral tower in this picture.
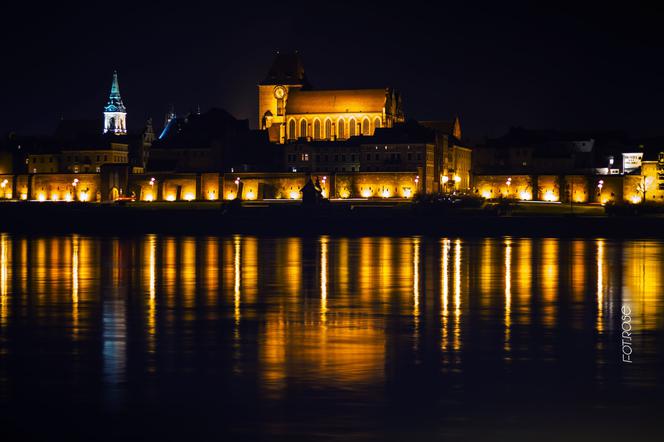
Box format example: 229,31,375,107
103,71,127,134
258,52,309,143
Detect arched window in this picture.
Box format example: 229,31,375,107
362,118,371,135
288,119,296,140
325,119,332,139
337,119,345,139
313,119,321,139
349,118,356,137
374,117,381,133
300,119,307,138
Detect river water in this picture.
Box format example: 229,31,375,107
0,234,662,441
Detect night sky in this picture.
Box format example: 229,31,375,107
2,1,662,141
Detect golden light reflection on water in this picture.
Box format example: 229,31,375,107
622,240,662,332
182,238,196,311
516,239,532,327
597,239,604,334
163,237,176,308
233,235,242,375
1,234,663,395
453,239,462,352
572,240,586,302
441,239,450,352
320,236,328,325
233,235,241,326
71,235,79,337
504,238,512,355
146,234,157,360
204,238,218,305
480,238,494,307
541,239,558,329
413,237,420,351
1,234,9,329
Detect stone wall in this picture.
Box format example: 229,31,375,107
31,174,101,201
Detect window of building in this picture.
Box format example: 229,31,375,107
314,119,321,140
349,118,356,137
351,154,355,161
324,155,329,162
337,119,345,139
366,154,371,160
342,155,346,161
374,117,381,132
325,119,332,139
362,118,371,136
301,153,309,161
375,154,380,160
289,119,296,140
334,155,339,161
300,119,308,138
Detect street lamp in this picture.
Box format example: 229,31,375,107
234,177,241,200
148,177,156,202
453,175,461,192
597,180,604,203
72,178,79,201
506,177,512,197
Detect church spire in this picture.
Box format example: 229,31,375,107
103,71,127,134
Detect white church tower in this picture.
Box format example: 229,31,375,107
103,71,127,134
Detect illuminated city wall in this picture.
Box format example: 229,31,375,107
537,176,560,201
2,168,660,203
624,161,662,204
591,175,621,204
473,174,632,203
563,175,590,203
474,175,534,200
221,173,309,200
160,176,198,202
31,173,100,202
201,173,220,201
0,174,18,199
334,172,420,198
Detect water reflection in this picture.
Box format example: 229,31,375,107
1,234,9,329
0,234,663,439
504,238,512,355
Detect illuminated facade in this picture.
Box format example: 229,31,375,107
103,71,127,135
258,53,404,144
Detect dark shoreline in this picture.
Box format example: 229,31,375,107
1,201,663,237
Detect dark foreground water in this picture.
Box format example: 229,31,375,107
0,234,662,441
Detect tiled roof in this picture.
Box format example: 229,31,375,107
286,89,387,114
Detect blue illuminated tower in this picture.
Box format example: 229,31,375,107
103,71,127,134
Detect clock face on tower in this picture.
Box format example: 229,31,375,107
274,86,286,99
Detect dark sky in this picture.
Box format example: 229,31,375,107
2,1,662,141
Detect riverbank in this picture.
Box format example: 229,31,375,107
1,200,662,237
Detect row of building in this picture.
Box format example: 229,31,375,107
1,53,663,204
